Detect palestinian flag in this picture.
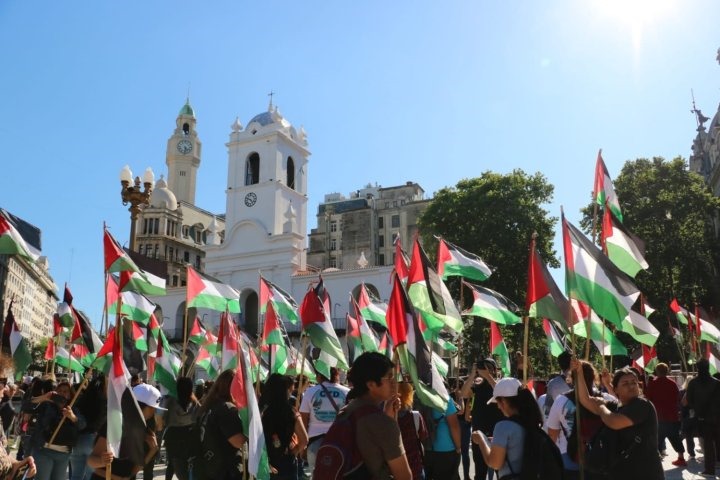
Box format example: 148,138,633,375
601,207,648,278
119,269,167,296
106,276,157,325
562,214,640,328
104,228,140,273
217,312,239,371
358,283,388,327
642,301,656,318
52,314,64,340
285,345,316,382
393,234,410,283
299,278,348,370
188,316,208,345
346,309,378,355
232,337,271,479
71,309,103,353
571,302,627,356
261,302,285,347
0,212,40,262
436,238,492,282
378,331,393,358
2,304,31,380
695,307,720,344
266,343,289,375
432,351,449,378
146,314,161,376
187,266,241,313
314,348,341,381
542,319,566,357
259,276,299,324
708,352,720,376
462,281,521,325
105,326,147,468
619,309,659,347
526,241,576,328
633,345,658,373
489,322,511,376
56,285,79,328
55,346,84,372
670,299,690,326
128,321,147,351
154,329,181,398
196,345,220,379
407,238,463,333
44,339,56,361
387,274,449,411
593,150,623,221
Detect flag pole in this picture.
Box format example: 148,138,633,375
181,282,190,376
522,316,529,385
294,334,309,410
48,367,94,444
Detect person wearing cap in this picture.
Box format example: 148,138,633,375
87,383,167,480
460,359,503,480
470,377,542,478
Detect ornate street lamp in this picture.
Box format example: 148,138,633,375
120,165,154,252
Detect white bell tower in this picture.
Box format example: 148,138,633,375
203,103,309,281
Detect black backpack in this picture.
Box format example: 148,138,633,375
506,417,564,480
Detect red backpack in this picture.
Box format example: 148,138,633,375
312,403,378,479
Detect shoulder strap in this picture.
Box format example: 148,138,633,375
319,382,340,413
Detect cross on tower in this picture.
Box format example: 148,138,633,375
268,90,275,109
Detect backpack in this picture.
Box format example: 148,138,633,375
191,404,233,479
583,424,642,476
506,417,564,480
562,393,605,464
312,403,378,480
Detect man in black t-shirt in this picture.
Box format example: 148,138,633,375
460,360,503,480
198,401,245,479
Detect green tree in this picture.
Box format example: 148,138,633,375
30,337,49,373
418,170,559,377
581,157,720,365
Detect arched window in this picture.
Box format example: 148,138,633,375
183,123,190,135
243,291,259,338
287,157,295,190
245,152,260,185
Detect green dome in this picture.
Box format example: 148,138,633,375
179,101,195,117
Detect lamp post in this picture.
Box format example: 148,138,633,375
120,165,154,252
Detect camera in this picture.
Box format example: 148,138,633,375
475,360,487,371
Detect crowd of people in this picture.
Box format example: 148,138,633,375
0,349,718,479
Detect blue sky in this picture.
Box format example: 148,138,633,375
1,1,718,330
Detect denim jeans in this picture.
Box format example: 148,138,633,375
458,418,471,479
32,446,70,480
69,432,95,480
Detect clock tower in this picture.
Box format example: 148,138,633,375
166,99,202,204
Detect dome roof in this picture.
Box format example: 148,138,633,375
150,176,178,210
179,100,195,117
248,111,274,126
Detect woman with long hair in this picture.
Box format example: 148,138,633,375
573,360,663,480
396,381,427,480
471,377,542,478
316,352,411,480
260,374,308,480
162,376,200,480
194,369,246,480
31,380,84,480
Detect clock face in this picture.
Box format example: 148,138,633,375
244,192,257,207
177,139,193,154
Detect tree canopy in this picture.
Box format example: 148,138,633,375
418,170,559,377
581,157,720,366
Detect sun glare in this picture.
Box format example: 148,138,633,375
592,0,675,52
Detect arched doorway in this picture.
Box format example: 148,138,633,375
242,291,259,338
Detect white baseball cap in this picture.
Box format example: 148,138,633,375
487,377,522,404
133,383,167,411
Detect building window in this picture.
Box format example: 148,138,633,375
393,201,398,207
378,235,384,247
379,253,385,265
245,152,260,185
330,221,337,232
184,251,190,263
401,199,406,206
287,157,295,190
391,215,400,228
378,217,384,228
169,247,174,261
195,255,201,269
172,275,179,287
384,202,390,208
179,171,186,177
330,239,337,251
329,257,337,268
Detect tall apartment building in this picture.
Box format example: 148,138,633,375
307,182,430,271
0,209,59,344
